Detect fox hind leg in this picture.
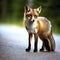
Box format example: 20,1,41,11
40,38,51,52
44,38,51,51
44,34,55,51
40,41,44,51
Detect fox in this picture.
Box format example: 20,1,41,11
23,5,55,52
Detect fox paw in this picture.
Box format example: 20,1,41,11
25,48,30,52
40,48,44,52
34,49,37,52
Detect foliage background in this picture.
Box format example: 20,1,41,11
0,0,60,34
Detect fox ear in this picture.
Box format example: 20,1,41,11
37,6,42,13
24,5,30,12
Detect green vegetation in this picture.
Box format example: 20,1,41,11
0,0,60,34
0,18,23,27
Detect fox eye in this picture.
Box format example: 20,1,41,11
34,15,37,18
26,14,32,17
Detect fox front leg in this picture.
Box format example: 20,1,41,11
34,33,38,52
26,33,33,52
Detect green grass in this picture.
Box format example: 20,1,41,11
49,18,60,35
0,18,24,27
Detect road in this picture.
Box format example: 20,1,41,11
0,24,60,60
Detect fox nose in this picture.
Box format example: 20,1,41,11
28,19,35,24
31,19,35,22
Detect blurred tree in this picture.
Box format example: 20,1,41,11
47,0,60,18
2,0,7,19
0,0,2,18
47,0,60,7
0,0,27,20
7,0,27,19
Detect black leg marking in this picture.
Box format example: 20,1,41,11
34,33,38,52
26,33,32,52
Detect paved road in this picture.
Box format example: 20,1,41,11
0,24,60,60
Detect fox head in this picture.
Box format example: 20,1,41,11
24,5,42,24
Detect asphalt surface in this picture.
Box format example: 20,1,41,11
0,24,60,60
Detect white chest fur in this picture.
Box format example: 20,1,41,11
26,21,38,33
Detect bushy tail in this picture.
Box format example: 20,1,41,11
48,31,55,51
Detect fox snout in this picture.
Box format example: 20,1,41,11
27,19,35,24
26,14,35,24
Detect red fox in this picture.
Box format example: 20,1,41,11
23,5,55,52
